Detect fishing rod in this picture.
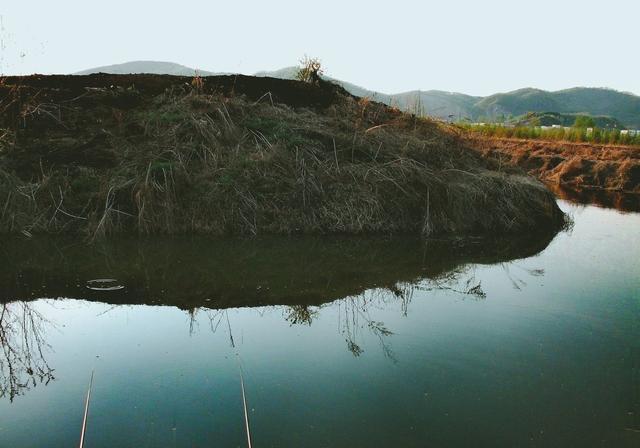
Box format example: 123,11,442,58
226,311,253,448
239,363,253,448
79,370,94,448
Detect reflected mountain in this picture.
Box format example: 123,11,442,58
1,232,558,309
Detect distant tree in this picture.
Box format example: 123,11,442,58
296,56,323,85
529,116,542,126
573,115,596,128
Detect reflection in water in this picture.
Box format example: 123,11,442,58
0,202,638,447
285,305,318,326
337,295,397,361
0,302,55,402
283,294,399,360
277,260,544,360
0,232,556,400
0,232,556,310
416,268,486,299
182,265,491,363
547,183,640,212
86,278,125,291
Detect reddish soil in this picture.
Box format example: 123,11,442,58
467,137,640,193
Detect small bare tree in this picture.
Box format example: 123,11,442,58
296,56,323,85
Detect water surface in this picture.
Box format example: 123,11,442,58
0,201,638,447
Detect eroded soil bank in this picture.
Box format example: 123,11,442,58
468,137,640,193
0,74,565,237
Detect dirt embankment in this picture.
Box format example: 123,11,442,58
0,74,565,238
467,137,640,193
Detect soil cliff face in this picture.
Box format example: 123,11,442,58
0,74,565,237
468,137,640,193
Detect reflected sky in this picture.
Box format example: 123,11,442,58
0,201,639,447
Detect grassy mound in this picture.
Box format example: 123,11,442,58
0,74,565,237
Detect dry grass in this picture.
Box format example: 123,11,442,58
468,136,640,193
0,76,566,238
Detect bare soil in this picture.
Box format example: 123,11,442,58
467,137,640,193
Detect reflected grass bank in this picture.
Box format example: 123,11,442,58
1,231,557,309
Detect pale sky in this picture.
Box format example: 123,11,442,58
2,0,638,96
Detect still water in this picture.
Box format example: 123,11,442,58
0,200,638,447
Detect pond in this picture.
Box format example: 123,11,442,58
0,200,639,447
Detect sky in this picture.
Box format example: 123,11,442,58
1,0,639,96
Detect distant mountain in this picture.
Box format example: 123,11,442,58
77,61,640,128
256,67,640,128
74,61,220,76
253,66,298,80
474,88,640,128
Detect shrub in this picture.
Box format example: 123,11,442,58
296,56,323,84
